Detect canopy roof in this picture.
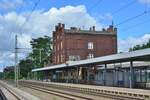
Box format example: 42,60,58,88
32,48,150,72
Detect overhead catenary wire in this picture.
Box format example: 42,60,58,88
115,0,150,27
10,0,25,41
89,0,103,12
14,0,41,64
13,0,41,57
70,0,103,29
100,0,137,27
116,10,150,26
145,0,148,12
19,0,41,34
112,0,137,16
120,17,150,32
13,0,41,85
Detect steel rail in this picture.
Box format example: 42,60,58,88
21,82,93,100
0,82,21,100
20,81,144,100
0,89,7,100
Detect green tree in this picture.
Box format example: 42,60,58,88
3,66,14,79
19,59,34,79
30,36,53,68
129,39,150,51
0,72,4,79
18,36,53,79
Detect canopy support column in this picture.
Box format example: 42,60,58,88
103,64,107,86
130,61,134,88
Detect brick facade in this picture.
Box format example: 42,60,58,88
52,23,117,65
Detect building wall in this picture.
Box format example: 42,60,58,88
64,33,117,61
52,23,65,65
52,23,117,65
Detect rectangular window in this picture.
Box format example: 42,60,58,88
57,44,59,51
57,35,59,39
55,56,56,63
61,54,63,62
88,42,93,49
54,45,56,52
87,54,94,59
69,55,80,61
58,55,59,63
60,41,63,50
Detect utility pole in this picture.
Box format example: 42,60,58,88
39,49,42,64
15,35,18,87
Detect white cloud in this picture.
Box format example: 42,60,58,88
138,0,150,6
119,34,150,52
98,13,113,21
0,0,24,10
0,51,26,69
18,34,32,49
22,5,102,36
0,5,102,67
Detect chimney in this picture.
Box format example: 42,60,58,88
107,25,114,32
62,24,65,28
55,26,58,31
58,23,61,27
114,28,117,32
61,24,65,32
109,25,113,29
92,26,95,31
114,27,117,34
89,27,92,31
102,28,106,31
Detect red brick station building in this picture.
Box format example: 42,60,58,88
53,23,117,65
42,23,117,84
33,23,150,88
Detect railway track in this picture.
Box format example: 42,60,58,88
0,83,21,100
21,82,94,100
20,81,144,100
0,89,7,100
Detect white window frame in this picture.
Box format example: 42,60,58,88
88,53,94,59
58,55,59,63
60,41,63,50
69,55,80,61
88,42,93,49
61,54,63,62
57,44,59,51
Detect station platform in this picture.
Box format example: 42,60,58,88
24,80,150,100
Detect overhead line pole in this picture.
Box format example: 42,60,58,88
15,35,18,87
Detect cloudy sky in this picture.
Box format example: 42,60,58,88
0,0,150,71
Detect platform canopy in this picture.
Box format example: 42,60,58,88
32,48,150,72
